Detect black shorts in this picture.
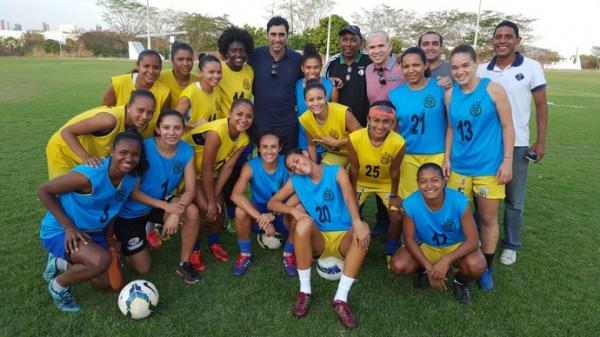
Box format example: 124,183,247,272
114,208,164,256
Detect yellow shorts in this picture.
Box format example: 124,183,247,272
420,242,462,264
46,138,81,180
356,185,390,208
399,153,445,199
447,171,505,200
321,152,348,167
320,230,347,260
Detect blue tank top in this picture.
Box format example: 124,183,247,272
404,188,468,247
449,78,503,176
249,156,289,205
40,157,138,239
119,138,193,218
290,165,351,231
388,78,446,154
296,77,333,152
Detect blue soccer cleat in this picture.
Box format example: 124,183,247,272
48,279,80,313
478,267,494,292
232,254,253,277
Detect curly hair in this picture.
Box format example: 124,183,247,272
217,26,255,59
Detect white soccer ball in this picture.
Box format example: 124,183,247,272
257,232,283,250
118,280,159,319
316,256,344,281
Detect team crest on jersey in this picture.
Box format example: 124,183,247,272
358,67,365,76
323,189,334,201
243,78,251,90
442,219,456,232
380,152,392,165
173,160,184,174
115,189,127,201
423,95,436,108
515,73,524,81
469,101,482,116
476,187,489,198
328,129,339,139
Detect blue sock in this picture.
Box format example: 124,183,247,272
208,233,220,246
226,207,235,221
386,240,401,255
238,239,252,255
283,241,294,254
193,240,201,251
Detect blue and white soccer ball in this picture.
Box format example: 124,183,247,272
118,280,159,319
257,232,283,250
316,256,344,281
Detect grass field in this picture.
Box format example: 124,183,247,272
0,57,599,337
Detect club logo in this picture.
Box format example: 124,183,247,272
380,152,392,164
477,187,489,198
323,189,334,201
328,129,339,139
173,160,184,174
442,219,456,232
469,101,482,116
358,68,365,76
515,73,524,81
243,78,251,90
424,95,436,108
115,190,127,201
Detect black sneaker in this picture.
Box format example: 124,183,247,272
412,269,429,289
453,279,471,304
176,262,200,285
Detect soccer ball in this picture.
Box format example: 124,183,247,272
118,280,159,319
257,232,283,250
316,256,344,281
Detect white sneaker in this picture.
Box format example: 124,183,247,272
500,249,517,266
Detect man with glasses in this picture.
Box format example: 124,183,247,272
365,31,405,105
249,16,302,152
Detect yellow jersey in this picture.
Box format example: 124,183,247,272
182,118,249,177
349,128,406,189
157,70,200,108
179,82,223,125
111,73,170,138
299,102,349,155
217,63,254,115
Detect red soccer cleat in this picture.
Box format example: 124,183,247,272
146,229,162,248
331,300,357,329
292,291,312,317
208,243,230,262
190,250,207,272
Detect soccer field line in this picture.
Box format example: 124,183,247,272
549,87,600,98
547,101,587,109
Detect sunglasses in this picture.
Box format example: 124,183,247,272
376,68,386,85
271,62,279,77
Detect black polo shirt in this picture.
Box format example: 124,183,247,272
325,50,372,126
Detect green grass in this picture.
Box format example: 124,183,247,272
1,58,599,337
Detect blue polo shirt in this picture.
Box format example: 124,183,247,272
249,46,303,126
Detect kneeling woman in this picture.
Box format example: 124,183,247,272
38,131,145,313
113,110,200,284
389,163,486,304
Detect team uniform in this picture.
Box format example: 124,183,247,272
182,118,250,178
403,188,468,263
291,165,352,259
295,77,334,154
157,70,200,108
113,138,193,256
388,78,447,198
45,105,129,179
349,128,405,207
40,158,138,260
111,73,170,138
218,63,254,115
248,155,289,233
299,102,350,166
179,82,223,125
447,78,505,199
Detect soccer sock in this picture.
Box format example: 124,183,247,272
51,278,67,292
454,272,469,285
145,221,154,235
298,268,312,294
56,257,68,272
237,238,252,255
385,239,401,255
283,241,294,255
484,253,495,268
193,240,202,251
208,233,220,246
334,274,356,302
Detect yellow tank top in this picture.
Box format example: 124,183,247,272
179,82,223,124
349,128,406,188
48,105,128,164
111,73,170,138
218,63,254,116
182,118,249,177
299,102,349,155
158,70,200,108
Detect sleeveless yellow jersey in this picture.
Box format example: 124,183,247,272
179,82,223,125
182,118,249,177
46,106,128,176
299,102,349,155
349,128,406,189
111,73,170,138
157,70,200,108
218,63,254,115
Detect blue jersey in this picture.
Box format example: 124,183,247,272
249,156,289,205
388,78,446,154
40,157,138,239
296,77,333,152
449,78,503,176
290,165,351,231
119,138,193,218
404,188,468,247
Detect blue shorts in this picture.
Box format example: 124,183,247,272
41,231,107,262
253,203,287,234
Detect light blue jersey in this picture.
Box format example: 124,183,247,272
388,78,446,154
404,188,468,247
290,165,351,232
40,157,138,239
249,155,288,205
449,78,503,176
119,138,193,218
296,77,333,152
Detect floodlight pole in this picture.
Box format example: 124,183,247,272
146,0,151,49
473,0,482,50
325,14,332,62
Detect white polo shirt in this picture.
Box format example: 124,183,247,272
477,52,546,146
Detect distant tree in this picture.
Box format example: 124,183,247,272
178,13,231,52
243,24,267,48
592,46,600,69
351,5,414,41
78,31,126,57
42,39,60,54
522,45,561,65
580,55,599,70
0,37,20,56
304,14,348,55
20,32,45,55
277,0,335,34
97,0,147,49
